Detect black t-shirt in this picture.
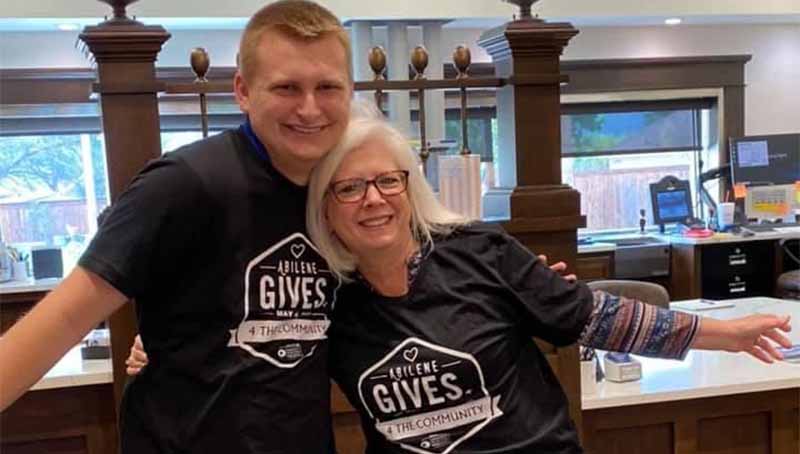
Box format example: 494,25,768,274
329,223,593,454
79,127,339,454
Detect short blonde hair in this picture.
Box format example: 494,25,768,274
239,0,352,82
307,104,470,281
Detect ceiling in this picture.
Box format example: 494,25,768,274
0,14,798,32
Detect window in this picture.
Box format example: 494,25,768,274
0,99,238,277
411,107,499,192
0,128,232,275
560,99,717,231
162,131,213,153
444,108,497,163
0,133,109,272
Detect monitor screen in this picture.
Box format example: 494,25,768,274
656,190,691,220
730,133,800,186
650,176,694,226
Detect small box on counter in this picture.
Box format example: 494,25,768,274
604,352,642,382
31,248,63,280
81,329,110,360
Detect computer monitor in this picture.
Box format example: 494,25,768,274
729,133,800,186
650,176,694,229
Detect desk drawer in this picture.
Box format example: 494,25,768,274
701,242,774,299
577,253,614,281
701,243,771,275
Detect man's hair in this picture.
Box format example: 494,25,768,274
307,102,470,281
239,0,352,82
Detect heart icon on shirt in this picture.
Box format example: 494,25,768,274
290,244,306,259
403,347,418,363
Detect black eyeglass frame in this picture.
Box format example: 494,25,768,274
328,170,410,204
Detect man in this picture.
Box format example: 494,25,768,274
0,1,352,453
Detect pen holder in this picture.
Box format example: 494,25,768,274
12,260,29,281
581,360,597,395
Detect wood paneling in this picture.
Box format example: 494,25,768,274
4,436,87,454
1,384,117,454
583,388,799,454
560,55,749,93
332,412,367,454
576,252,615,281
0,291,47,334
593,423,674,454
79,21,171,418
670,243,702,300
331,383,366,451
698,412,770,454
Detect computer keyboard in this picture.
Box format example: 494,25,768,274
744,222,800,233
743,224,776,233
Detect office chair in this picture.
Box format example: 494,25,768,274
587,280,671,308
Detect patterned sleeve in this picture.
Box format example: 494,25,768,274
578,290,701,359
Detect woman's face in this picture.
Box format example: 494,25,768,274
325,137,413,262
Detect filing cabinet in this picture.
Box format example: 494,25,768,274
700,241,775,299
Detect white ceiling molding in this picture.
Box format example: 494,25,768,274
2,0,799,21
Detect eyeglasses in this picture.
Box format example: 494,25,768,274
328,170,409,203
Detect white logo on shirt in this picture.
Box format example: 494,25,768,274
228,232,339,368
358,337,502,454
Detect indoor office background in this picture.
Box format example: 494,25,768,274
1,1,799,453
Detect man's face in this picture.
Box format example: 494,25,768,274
234,29,352,184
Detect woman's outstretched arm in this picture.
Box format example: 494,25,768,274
580,291,791,363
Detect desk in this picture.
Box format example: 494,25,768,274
577,230,800,300
669,231,799,300
582,297,800,454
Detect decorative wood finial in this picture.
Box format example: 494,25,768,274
452,45,471,79
190,48,210,82
504,0,539,20
97,0,140,22
368,46,387,80
410,46,429,80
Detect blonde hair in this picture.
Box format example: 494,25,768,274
307,104,470,281
239,0,352,82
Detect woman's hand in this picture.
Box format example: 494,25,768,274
692,314,792,363
538,254,577,283
125,334,149,376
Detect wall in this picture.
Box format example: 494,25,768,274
562,24,800,136
452,23,800,136
1,23,798,135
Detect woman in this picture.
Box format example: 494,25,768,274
304,113,791,453
128,112,791,453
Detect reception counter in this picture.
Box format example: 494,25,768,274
30,345,112,391
582,297,800,454
1,341,115,454
3,287,797,454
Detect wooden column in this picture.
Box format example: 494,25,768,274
478,10,586,436
78,8,170,420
